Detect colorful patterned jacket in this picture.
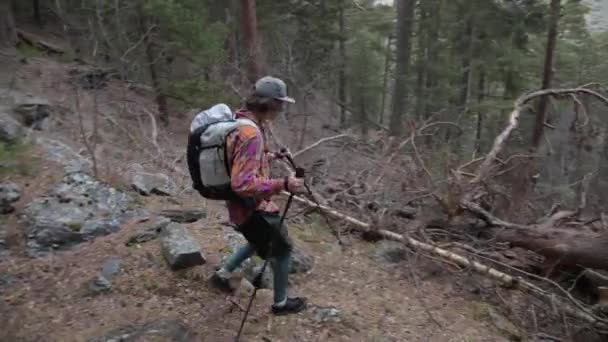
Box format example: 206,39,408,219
225,109,285,225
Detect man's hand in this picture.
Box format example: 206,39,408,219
285,176,306,194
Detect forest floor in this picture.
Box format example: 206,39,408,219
0,40,520,341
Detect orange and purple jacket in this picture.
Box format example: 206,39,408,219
225,109,285,225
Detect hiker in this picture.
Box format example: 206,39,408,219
208,76,308,315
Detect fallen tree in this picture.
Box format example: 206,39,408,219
285,191,608,327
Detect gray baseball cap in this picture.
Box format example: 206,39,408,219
254,76,296,104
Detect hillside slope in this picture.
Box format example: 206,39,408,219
0,49,517,341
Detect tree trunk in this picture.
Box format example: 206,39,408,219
0,0,18,47
474,68,485,156
139,9,169,126
508,0,561,217
414,0,428,121
33,0,42,26
379,35,392,125
240,0,260,83
532,0,561,151
389,0,415,136
338,3,347,128
424,0,440,118
459,15,475,115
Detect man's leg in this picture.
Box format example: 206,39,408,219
211,243,255,292
270,251,307,315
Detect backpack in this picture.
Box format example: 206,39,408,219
187,104,258,202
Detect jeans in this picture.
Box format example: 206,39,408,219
224,243,290,303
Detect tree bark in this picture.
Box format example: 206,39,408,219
338,2,348,127
424,0,440,118
458,14,475,115
379,35,392,125
240,0,260,83
389,0,415,136
33,0,42,26
0,0,18,47
532,0,561,151
139,8,169,126
474,68,485,156
414,0,428,120
509,0,561,216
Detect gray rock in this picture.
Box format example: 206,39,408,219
88,319,197,342
0,182,21,214
13,100,51,130
0,273,15,294
132,171,177,196
311,306,340,323
23,172,132,254
375,241,409,263
244,263,274,289
36,137,93,175
160,223,205,270
81,219,121,241
289,245,314,274
0,112,23,144
89,258,122,294
126,216,172,246
159,209,206,223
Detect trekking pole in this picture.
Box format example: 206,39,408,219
235,172,299,342
280,149,343,245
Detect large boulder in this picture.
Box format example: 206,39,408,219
23,172,132,254
160,223,205,270
126,216,172,246
36,137,93,175
0,182,21,214
132,171,177,196
88,320,197,342
0,112,23,144
12,97,52,130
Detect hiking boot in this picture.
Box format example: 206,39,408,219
271,297,307,316
209,273,234,294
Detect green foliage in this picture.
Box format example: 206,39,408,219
0,141,39,177
143,0,227,66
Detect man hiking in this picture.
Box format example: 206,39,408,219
209,76,308,315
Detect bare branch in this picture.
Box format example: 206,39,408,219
472,87,608,184
293,133,350,158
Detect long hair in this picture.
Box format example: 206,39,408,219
245,95,281,113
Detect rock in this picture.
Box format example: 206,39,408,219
0,223,7,257
311,306,340,323
23,172,132,254
0,182,21,214
158,209,206,223
244,263,274,289
126,216,172,246
36,137,93,175
89,258,122,294
392,206,417,219
81,219,121,241
160,223,205,270
132,171,177,196
12,98,51,130
88,319,197,342
375,241,409,263
289,244,314,274
0,112,23,144
487,307,521,341
0,273,15,294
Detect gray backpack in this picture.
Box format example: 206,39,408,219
187,104,258,202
